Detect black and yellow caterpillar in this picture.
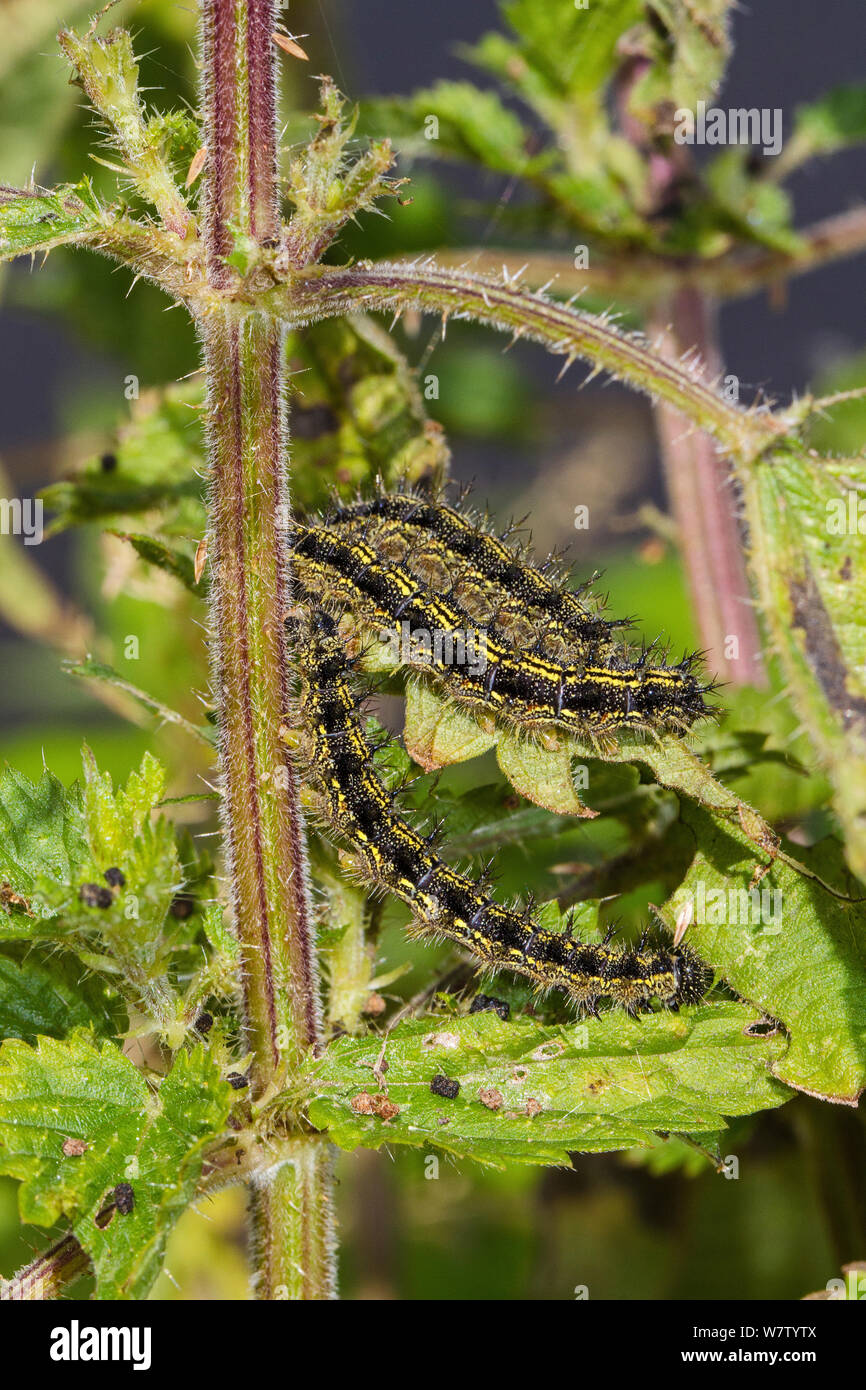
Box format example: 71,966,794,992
291,519,712,736
325,490,623,658
287,606,710,1015
284,489,715,1015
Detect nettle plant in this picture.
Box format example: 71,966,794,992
0,0,865,1300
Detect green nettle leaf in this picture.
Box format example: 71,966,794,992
0,766,89,931
364,79,644,240
0,751,190,1027
0,1032,232,1299
746,447,866,879
112,531,201,594
403,678,497,770
788,85,866,161
629,0,733,113
0,949,123,1043
306,1002,791,1168
495,0,643,102
692,688,824,829
0,183,98,261
77,749,183,956
663,804,866,1104
397,675,778,855
202,903,239,964
372,82,535,174
704,150,802,254
497,729,597,819
146,110,203,185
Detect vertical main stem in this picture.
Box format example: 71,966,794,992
250,1141,338,1300
202,0,280,288
203,307,319,1086
201,0,334,1298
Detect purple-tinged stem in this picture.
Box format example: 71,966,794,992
202,0,320,1091
651,289,766,686
202,0,280,285
200,0,332,1298
201,307,320,1083
613,57,764,686
0,1235,89,1301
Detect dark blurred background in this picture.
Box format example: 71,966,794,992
1,0,865,1299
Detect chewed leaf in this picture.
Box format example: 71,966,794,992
403,678,496,770
400,677,777,855
0,1032,232,1299
788,84,866,162
305,1002,791,1168
0,766,89,931
662,803,866,1104
747,447,866,878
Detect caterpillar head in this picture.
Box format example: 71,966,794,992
672,947,713,1008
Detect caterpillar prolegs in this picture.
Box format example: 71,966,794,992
288,608,711,1015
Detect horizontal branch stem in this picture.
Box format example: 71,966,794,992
277,260,786,466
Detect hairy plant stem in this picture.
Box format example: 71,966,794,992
278,260,781,686
201,0,333,1299
0,1233,90,1300
249,1140,338,1300
202,307,319,1083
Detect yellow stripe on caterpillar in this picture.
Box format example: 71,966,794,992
290,522,713,737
